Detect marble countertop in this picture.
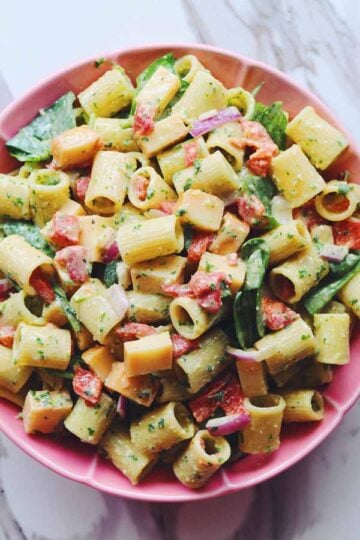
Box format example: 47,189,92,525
0,1,359,538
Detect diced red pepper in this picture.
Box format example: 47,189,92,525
134,103,155,136
184,140,199,167
187,231,214,263
161,283,193,297
197,289,222,314
0,325,16,348
189,372,246,423
171,333,200,359
189,271,230,296
158,201,176,215
29,268,55,304
333,218,360,250
236,195,265,226
115,322,157,341
293,200,327,231
73,366,103,405
230,119,279,177
134,175,150,201
47,213,80,248
261,296,298,331
55,246,88,283
323,193,350,214
75,176,90,202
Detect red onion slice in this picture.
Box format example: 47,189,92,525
116,394,128,420
0,278,13,294
206,413,250,436
226,346,267,362
190,106,242,137
105,284,129,320
320,243,349,262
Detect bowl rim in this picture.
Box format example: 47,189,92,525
0,42,359,502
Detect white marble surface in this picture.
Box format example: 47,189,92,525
0,1,359,539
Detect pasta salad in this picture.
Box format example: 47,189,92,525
0,52,359,489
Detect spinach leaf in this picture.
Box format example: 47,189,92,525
104,261,118,287
1,220,54,257
252,101,288,150
329,251,360,277
239,172,279,230
54,286,81,332
6,92,76,162
304,260,360,314
161,79,189,118
233,239,270,347
136,53,176,92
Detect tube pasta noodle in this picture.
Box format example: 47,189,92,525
172,70,227,124
0,174,31,219
78,66,134,117
337,273,360,318
281,390,324,422
255,318,317,375
85,151,136,215
70,279,127,344
136,114,188,158
64,392,116,445
0,51,358,490
170,296,217,340
100,424,157,485
313,313,350,365
173,430,231,488
240,394,286,454
206,121,244,170
93,118,139,152
175,328,230,393
29,169,70,227
0,291,44,326
157,137,208,185
174,54,207,83
286,106,348,170
0,235,53,294
315,180,359,221
130,401,195,454
260,220,311,265
270,245,329,303
127,291,171,324
128,166,176,211
236,360,268,397
12,322,71,370
0,345,32,393
271,145,326,208
117,214,184,265
173,151,239,198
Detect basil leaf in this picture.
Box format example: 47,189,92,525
304,260,360,314
1,220,54,257
252,101,288,150
6,92,76,162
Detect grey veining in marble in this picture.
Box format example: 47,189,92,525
0,0,359,539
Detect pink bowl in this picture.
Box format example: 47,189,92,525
0,44,359,502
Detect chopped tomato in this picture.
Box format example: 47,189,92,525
236,195,265,226
47,213,80,248
187,231,214,263
197,289,222,314
115,323,157,341
184,140,199,167
73,366,102,405
55,246,88,283
171,333,200,359
30,268,55,304
262,297,298,331
0,325,16,348
134,103,155,136
134,175,150,201
333,219,360,250
75,176,90,202
230,119,279,176
158,201,176,215
293,199,326,230
162,282,193,297
189,372,246,423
